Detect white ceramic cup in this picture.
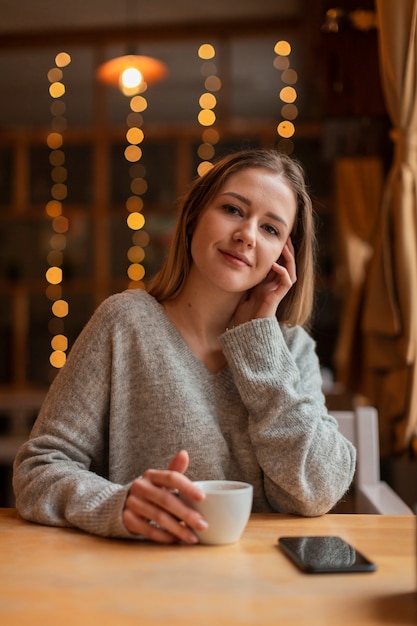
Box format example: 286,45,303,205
181,480,253,545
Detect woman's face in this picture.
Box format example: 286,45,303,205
189,167,297,295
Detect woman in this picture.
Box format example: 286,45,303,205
13,149,355,543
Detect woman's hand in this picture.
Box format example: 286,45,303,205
122,450,208,544
233,238,297,325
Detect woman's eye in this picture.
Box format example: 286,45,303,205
264,224,280,236
224,204,241,215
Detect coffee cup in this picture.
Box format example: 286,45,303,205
181,480,253,545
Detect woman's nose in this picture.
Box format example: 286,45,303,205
233,221,257,247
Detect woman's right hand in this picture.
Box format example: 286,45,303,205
122,450,208,544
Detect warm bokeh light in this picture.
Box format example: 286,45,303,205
126,195,144,213
202,128,220,144
197,161,214,177
50,100,66,117
204,76,221,92
124,145,142,162
127,112,144,127
130,95,148,113
199,93,217,109
132,230,150,247
49,150,65,166
281,69,298,85
47,250,63,267
126,127,144,144
46,266,62,285
277,121,295,138
197,42,219,176
200,61,217,78
52,216,69,233
49,350,66,368
47,68,62,83
51,166,67,183
127,212,146,230
52,299,69,318
55,52,71,67
47,52,71,371
274,40,291,56
273,56,290,71
130,178,148,195
128,246,145,263
281,103,298,120
124,92,149,288
279,86,297,104
127,263,145,281
45,200,62,217
197,143,215,160
198,44,216,59
51,183,67,200
51,116,67,132
198,109,216,126
274,40,296,154
50,233,66,250
49,82,65,98
46,133,63,149
51,334,68,351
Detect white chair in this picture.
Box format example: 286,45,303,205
330,406,414,515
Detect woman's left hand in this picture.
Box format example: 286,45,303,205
233,238,297,325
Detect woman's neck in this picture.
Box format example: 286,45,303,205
162,283,240,373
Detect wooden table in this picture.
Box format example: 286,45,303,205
0,509,415,626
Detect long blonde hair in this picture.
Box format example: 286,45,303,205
147,149,316,326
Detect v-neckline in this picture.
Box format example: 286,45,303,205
154,297,230,378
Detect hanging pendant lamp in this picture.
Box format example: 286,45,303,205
96,0,167,96
97,53,167,96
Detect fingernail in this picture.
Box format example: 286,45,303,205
196,518,209,531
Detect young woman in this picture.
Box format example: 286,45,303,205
13,149,355,543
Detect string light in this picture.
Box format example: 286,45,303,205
274,40,298,154
197,43,220,177
46,51,71,372
125,91,149,288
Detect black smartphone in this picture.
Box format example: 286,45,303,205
278,536,376,574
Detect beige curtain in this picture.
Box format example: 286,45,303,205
361,0,417,456
334,157,383,390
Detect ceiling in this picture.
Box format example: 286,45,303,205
0,1,303,32
0,0,324,131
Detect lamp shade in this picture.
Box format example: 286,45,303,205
97,54,167,93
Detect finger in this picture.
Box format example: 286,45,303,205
142,468,205,501
129,474,206,527
278,242,297,283
167,449,189,474
122,508,187,544
124,484,207,543
126,492,207,543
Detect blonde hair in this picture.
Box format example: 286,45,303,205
147,149,316,327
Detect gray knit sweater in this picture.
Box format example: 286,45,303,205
13,289,355,538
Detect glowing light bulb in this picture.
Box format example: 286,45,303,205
121,68,143,90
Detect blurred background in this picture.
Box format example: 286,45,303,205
4,0,414,506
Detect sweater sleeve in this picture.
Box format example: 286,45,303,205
13,297,137,539
219,317,356,516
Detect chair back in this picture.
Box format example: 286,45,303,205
330,406,414,515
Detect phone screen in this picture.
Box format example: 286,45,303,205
278,536,376,574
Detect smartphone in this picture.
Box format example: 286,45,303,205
278,536,376,574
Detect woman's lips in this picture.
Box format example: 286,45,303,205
219,249,251,267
